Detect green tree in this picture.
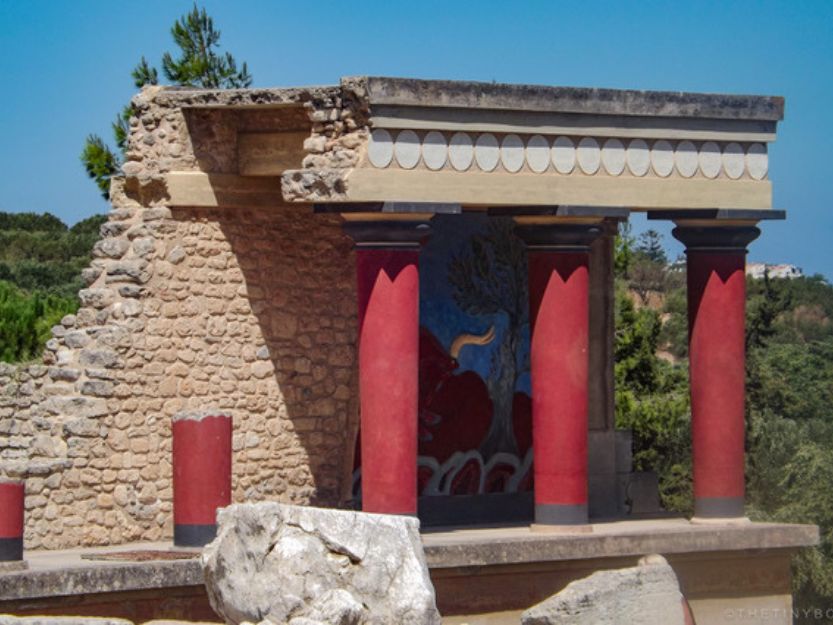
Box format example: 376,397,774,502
162,6,252,89
80,5,252,198
0,281,77,363
636,229,668,264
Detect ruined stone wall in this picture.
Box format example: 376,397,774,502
0,85,360,550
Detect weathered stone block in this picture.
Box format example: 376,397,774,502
521,555,685,625
79,288,116,309
93,238,130,259
202,502,440,625
64,331,92,349
105,260,151,284
79,349,123,369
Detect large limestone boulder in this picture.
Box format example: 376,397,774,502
201,502,441,625
521,555,686,625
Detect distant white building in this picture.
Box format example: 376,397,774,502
746,262,803,279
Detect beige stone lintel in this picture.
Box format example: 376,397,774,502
672,219,762,228
164,172,290,208
513,216,604,226
340,212,435,222
343,168,772,210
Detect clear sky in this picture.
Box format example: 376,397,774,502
1,1,831,277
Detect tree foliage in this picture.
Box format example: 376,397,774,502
0,281,76,363
0,211,104,363
162,5,252,89
81,5,252,198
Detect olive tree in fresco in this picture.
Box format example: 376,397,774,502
448,218,529,459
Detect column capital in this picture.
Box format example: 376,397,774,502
672,224,761,254
515,222,605,252
342,218,432,250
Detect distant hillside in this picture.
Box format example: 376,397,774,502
0,211,105,362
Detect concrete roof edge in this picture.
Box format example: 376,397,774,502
356,76,785,122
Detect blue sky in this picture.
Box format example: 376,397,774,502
1,1,831,277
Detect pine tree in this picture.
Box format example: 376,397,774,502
636,229,668,264
161,6,252,89
80,5,252,199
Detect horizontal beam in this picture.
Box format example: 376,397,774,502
338,168,772,210
314,201,461,214
488,205,629,219
164,172,287,208
370,106,776,143
648,208,786,221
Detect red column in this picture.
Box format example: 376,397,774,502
0,480,24,561
518,223,602,527
172,412,232,546
674,225,760,519
345,219,429,515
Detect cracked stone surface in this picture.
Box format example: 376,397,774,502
521,554,686,625
201,502,441,625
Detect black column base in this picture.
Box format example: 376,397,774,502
694,496,745,519
0,536,23,561
535,503,589,526
174,524,217,547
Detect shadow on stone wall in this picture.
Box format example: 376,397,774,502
205,206,359,507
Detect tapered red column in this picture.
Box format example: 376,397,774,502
673,225,760,520
517,223,603,527
0,480,24,561
344,219,430,515
172,412,232,546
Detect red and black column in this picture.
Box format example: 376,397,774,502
0,480,24,561
672,225,760,520
517,222,603,527
343,218,431,515
172,412,232,546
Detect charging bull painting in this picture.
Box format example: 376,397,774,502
353,214,533,501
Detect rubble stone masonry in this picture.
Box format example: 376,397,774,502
0,84,360,549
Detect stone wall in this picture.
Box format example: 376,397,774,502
0,84,361,549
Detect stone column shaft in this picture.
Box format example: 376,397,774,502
345,219,430,515
673,225,760,520
0,480,24,561
172,412,233,546
517,223,603,527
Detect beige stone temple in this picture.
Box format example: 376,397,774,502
0,77,818,624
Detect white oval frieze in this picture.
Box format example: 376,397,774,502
577,138,601,175
675,140,698,178
699,141,722,179
746,143,768,180
475,133,500,172
501,134,525,173
448,132,474,171
394,130,421,169
422,131,448,171
368,129,393,168
526,135,550,173
552,136,576,174
626,139,650,177
651,140,674,177
601,139,626,176
722,142,745,179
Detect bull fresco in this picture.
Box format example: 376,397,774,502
353,214,533,503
